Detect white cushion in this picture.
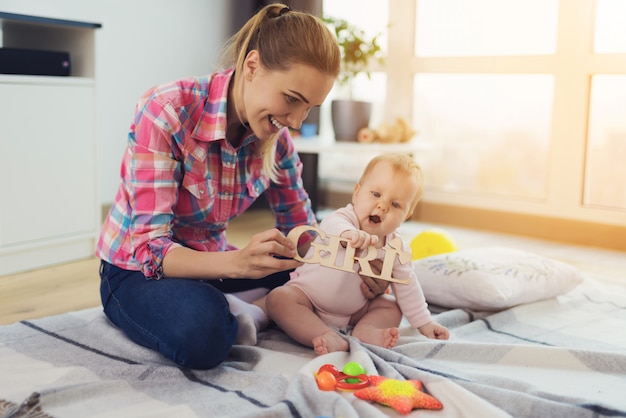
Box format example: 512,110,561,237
414,246,583,311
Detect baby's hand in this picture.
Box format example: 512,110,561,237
418,322,450,340
342,229,378,250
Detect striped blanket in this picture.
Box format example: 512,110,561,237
1,275,625,417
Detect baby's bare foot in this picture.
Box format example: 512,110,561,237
354,327,400,349
312,331,349,355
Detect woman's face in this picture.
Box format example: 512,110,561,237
240,50,335,141
352,161,420,241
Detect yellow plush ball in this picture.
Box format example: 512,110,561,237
410,229,457,260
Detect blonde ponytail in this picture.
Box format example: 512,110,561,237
219,3,340,182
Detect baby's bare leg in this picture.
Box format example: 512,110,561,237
351,295,402,349
266,286,348,353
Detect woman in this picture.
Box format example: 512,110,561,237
96,3,386,370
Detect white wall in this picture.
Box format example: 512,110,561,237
0,0,231,204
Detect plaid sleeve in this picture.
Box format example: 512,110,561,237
127,91,183,279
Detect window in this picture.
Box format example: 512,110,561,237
415,0,558,56
413,74,552,198
410,0,559,201
319,0,388,136
322,0,389,54
584,1,626,210
594,0,626,53
323,0,626,220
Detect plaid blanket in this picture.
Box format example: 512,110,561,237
1,275,625,418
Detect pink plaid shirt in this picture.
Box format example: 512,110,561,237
96,69,316,279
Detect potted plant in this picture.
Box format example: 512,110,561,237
323,16,384,141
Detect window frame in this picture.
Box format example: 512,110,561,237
382,0,626,225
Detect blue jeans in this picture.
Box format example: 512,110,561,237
99,260,289,369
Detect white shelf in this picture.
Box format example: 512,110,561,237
0,13,101,275
0,12,101,78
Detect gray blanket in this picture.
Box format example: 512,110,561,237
2,277,625,417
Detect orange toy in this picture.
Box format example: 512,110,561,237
314,363,370,391
353,375,443,415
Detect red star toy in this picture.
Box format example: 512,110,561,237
353,375,443,415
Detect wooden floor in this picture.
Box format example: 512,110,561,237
0,210,276,325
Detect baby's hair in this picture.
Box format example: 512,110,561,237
220,3,341,182
359,153,424,213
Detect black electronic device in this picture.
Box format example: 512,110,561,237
0,47,71,76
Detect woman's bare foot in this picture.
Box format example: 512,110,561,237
353,327,399,349
312,331,349,355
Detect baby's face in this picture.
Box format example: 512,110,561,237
352,161,419,240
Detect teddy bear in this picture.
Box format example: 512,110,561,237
356,117,417,144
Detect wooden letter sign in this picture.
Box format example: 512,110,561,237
287,225,411,285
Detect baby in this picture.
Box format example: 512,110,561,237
266,153,448,354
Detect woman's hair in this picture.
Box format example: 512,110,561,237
220,3,341,181
359,153,424,215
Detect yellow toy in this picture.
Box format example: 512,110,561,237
410,229,457,261
357,117,417,144
353,375,443,414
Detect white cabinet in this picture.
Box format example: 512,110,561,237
0,13,101,275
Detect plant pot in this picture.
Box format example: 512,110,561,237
331,99,372,142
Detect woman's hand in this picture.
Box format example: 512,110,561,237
162,228,302,280
235,228,303,279
358,258,389,299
